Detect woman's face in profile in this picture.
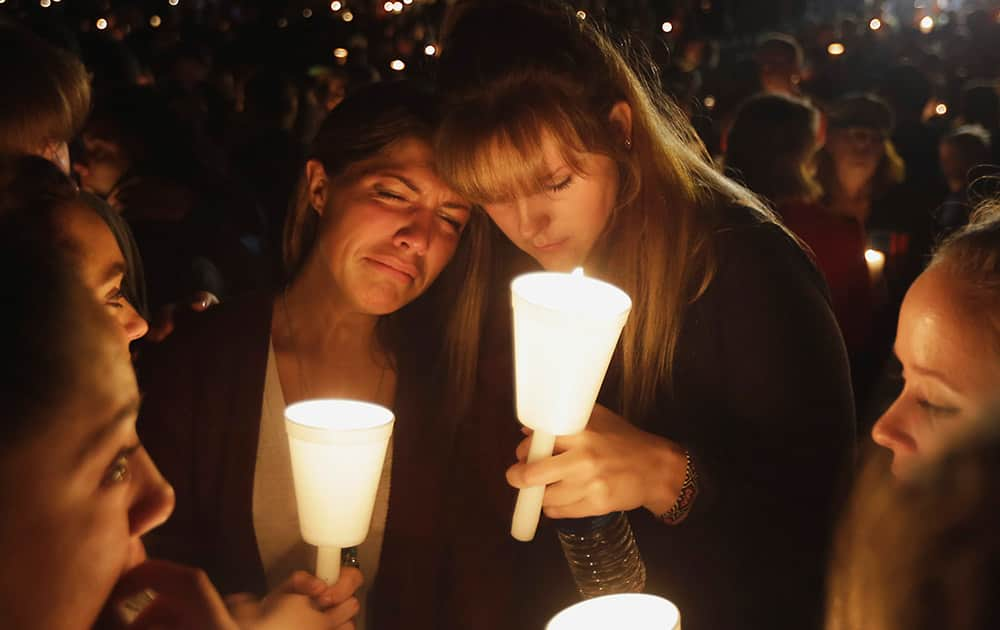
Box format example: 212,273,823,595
56,200,148,345
0,324,174,629
314,136,472,315
872,265,1000,479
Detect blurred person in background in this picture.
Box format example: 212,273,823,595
754,33,805,97
229,67,306,266
0,21,90,174
76,85,270,329
726,93,875,414
936,125,994,234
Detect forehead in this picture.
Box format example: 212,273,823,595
898,267,1000,391
55,201,124,282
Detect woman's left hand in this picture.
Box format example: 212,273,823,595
506,404,687,519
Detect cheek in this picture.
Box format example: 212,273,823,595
484,206,523,243
1,492,131,629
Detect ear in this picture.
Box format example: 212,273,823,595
608,101,633,146
305,160,329,216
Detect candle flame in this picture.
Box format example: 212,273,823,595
864,249,885,264
572,267,584,277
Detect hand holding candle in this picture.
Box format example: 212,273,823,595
509,268,631,541
285,399,394,584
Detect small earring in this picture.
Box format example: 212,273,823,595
625,137,632,150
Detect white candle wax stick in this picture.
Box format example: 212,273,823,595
511,430,558,541
316,546,342,584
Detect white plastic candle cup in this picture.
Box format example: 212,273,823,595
509,271,631,541
285,400,394,583
511,271,632,436
546,594,681,630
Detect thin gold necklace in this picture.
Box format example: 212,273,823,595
280,288,387,402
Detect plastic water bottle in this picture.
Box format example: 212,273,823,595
555,511,646,598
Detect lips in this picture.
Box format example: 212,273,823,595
366,255,419,282
533,237,568,251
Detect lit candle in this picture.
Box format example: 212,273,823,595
285,399,394,584
510,268,632,541
547,594,681,630
865,249,885,286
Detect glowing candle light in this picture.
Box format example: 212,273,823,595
661,21,674,33
168,0,179,6
547,594,681,630
150,15,162,27
285,400,394,585
935,102,948,115
40,0,51,7
342,11,353,21
424,44,437,56
509,268,632,541
577,10,587,20
334,47,348,59
302,8,313,18
919,15,935,33
330,1,342,10
827,42,846,55
869,17,882,30
96,18,108,30
865,249,886,285
389,59,406,71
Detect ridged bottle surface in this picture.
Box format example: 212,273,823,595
556,511,646,599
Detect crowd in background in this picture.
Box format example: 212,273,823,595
0,0,999,629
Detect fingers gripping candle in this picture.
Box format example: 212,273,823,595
510,268,632,541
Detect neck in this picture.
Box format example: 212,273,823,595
283,250,381,358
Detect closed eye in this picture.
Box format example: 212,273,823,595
374,186,409,202
105,287,125,309
917,399,959,418
548,175,573,193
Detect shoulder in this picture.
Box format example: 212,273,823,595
703,205,831,309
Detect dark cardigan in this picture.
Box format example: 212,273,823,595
439,208,858,630
137,292,453,630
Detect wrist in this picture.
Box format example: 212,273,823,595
642,438,688,516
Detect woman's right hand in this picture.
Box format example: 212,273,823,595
227,568,364,630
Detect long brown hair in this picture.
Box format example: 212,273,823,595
284,81,490,415
435,0,774,420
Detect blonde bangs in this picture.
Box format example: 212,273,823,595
437,96,591,205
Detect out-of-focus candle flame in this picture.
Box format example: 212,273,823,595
869,17,882,30
827,42,846,55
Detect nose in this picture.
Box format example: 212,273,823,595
514,197,551,241
393,206,433,255
128,447,175,538
871,397,918,459
121,300,149,342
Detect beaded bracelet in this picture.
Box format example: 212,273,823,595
658,449,699,525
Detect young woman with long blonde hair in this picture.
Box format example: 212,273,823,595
434,3,856,629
